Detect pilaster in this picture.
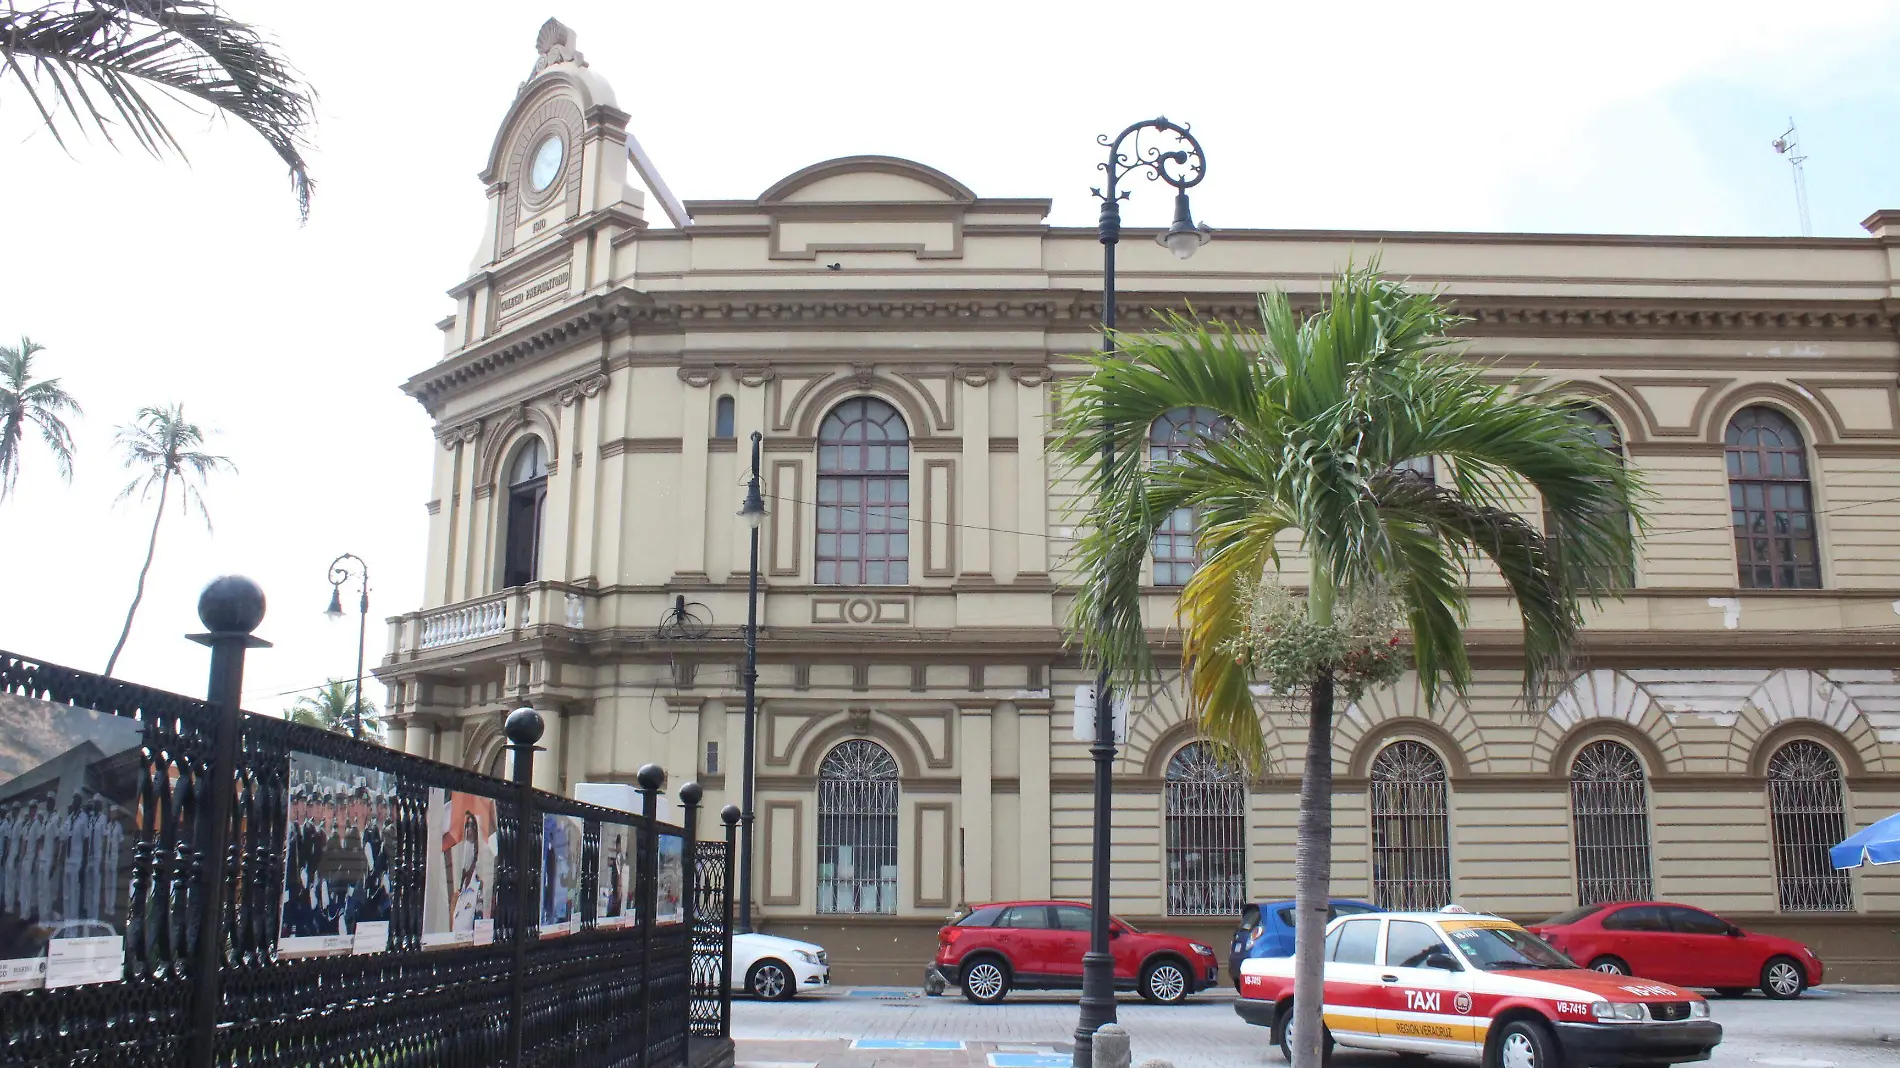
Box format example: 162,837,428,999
957,701,995,905
957,367,995,580
1010,366,1050,579
1017,695,1053,898
675,370,714,580
533,699,568,795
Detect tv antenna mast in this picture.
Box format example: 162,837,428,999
1771,119,1811,237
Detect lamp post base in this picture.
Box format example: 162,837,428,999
1072,950,1118,1068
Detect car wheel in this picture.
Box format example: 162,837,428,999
1714,987,1749,998
1761,956,1804,1000
1277,1003,1334,1067
1140,958,1191,1005
1588,955,1631,976
747,959,795,1001
960,957,1011,1005
1489,1019,1558,1068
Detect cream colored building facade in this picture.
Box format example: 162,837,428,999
379,25,1900,982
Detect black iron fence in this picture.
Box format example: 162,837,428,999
0,582,735,1068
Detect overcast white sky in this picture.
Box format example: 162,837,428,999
1,1,1897,714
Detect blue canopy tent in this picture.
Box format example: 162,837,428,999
1831,811,1900,869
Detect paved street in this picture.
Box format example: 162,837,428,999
734,986,1900,1068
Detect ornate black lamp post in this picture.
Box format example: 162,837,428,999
1073,118,1210,1068
324,552,371,740
736,431,767,932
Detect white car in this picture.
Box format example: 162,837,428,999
732,932,830,1000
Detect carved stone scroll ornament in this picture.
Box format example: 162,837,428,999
850,362,876,386
557,371,609,406
436,419,484,449
737,366,776,388
955,365,999,387
677,365,718,388
529,18,586,79
847,706,873,736
1007,364,1051,387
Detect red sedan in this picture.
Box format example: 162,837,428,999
1528,902,1822,1000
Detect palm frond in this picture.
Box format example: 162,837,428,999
1,0,316,221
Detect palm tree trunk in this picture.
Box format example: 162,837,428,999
1290,666,1335,1068
105,471,170,677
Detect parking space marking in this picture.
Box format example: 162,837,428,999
850,1040,966,1051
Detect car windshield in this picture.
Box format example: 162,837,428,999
1537,905,1605,927
1445,925,1576,971
1113,915,1143,934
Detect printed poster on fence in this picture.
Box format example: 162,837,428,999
540,813,584,937
656,833,684,926
597,823,633,928
0,692,141,992
422,788,498,949
277,753,398,959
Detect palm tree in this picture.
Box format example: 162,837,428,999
1056,266,1641,1068
104,402,233,676
287,679,381,738
1,0,316,220
0,335,82,501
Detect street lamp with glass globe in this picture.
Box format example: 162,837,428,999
1072,117,1210,1068
324,552,371,740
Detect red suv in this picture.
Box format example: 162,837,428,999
1527,901,1823,999
926,900,1218,1005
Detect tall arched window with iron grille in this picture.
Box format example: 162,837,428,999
1149,407,1223,586
817,398,910,585
1767,740,1853,912
1546,405,1633,586
1726,406,1821,589
1569,740,1653,904
816,739,899,914
1369,740,1452,910
1164,742,1247,916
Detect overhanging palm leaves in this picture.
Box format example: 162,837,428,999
1055,266,1643,761
1,0,316,220
0,335,82,501
287,679,380,738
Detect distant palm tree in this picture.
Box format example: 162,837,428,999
104,403,232,676
287,679,380,739
0,0,317,220
0,336,82,501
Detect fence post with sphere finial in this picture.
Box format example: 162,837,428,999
720,803,739,1034
504,706,544,1068
184,576,271,1068
637,765,665,1062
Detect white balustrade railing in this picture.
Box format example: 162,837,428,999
417,595,510,650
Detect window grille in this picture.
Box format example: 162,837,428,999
1569,740,1653,904
1370,740,1452,910
1149,407,1223,586
1726,406,1820,589
817,398,910,585
1767,740,1853,912
504,436,548,588
1164,742,1247,916
816,739,899,914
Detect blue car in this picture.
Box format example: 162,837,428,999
1226,898,1382,987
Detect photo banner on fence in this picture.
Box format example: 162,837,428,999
0,692,141,992
423,787,498,949
278,752,398,959
598,823,632,928
658,833,684,925
541,812,584,936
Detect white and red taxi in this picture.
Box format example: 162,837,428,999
1236,909,1722,1068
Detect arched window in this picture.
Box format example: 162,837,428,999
817,398,909,585
1393,456,1436,481
816,739,899,914
1727,407,1820,589
1543,406,1630,582
1369,740,1451,910
1164,742,1247,916
1149,407,1223,586
503,437,549,588
1569,740,1653,904
714,395,735,439
1767,740,1853,912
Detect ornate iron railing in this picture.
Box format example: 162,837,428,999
0,649,730,1068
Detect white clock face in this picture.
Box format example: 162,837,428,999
529,135,564,193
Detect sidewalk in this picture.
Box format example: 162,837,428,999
738,1038,1075,1068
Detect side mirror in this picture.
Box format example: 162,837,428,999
1425,950,1462,972
1110,927,1123,939
1725,925,1744,938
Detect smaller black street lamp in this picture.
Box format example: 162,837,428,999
737,430,767,933
324,552,371,740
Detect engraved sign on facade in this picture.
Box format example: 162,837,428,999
0,693,140,992
497,268,572,318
